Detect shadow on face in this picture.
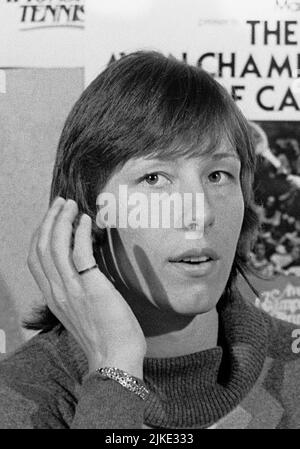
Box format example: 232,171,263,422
97,227,195,337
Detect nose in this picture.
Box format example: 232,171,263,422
179,176,215,234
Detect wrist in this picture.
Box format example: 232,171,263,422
88,355,144,380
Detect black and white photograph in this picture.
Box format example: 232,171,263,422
0,0,300,432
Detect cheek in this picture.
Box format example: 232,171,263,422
115,228,163,266
112,227,168,298
233,196,245,231
217,193,244,245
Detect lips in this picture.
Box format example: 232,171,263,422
168,248,219,277
179,256,210,263
169,248,219,263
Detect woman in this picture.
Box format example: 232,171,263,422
0,51,299,429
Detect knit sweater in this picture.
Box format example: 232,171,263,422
0,292,299,429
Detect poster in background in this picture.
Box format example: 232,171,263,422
85,0,300,120
0,0,85,67
85,0,300,324
253,274,300,325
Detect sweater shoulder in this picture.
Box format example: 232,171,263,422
0,328,78,402
0,328,81,428
260,308,300,362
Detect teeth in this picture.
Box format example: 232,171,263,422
181,256,209,262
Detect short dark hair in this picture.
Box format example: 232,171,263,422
24,50,259,332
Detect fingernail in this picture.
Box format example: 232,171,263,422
52,196,65,206
80,213,91,223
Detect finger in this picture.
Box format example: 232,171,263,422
28,229,45,282
73,214,96,272
37,197,70,304
27,227,51,303
28,198,65,302
28,227,69,329
30,197,64,263
51,199,80,283
37,197,66,263
72,214,117,294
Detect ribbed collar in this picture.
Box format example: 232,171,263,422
143,290,269,428
60,289,269,429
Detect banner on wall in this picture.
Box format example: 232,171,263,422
0,0,85,67
252,275,300,325
85,0,300,121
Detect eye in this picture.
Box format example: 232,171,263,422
145,173,160,185
208,171,232,184
140,172,171,188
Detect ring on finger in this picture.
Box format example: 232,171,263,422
78,264,98,275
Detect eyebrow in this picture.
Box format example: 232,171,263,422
125,152,240,174
126,159,176,172
211,152,240,161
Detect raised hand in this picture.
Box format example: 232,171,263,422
27,197,146,379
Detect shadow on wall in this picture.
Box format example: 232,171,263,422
0,272,24,360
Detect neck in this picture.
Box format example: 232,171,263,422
145,307,219,358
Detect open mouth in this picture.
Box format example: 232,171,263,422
168,250,218,277
176,256,212,264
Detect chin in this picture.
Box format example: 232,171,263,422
165,290,218,316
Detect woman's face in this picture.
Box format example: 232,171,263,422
96,143,244,316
